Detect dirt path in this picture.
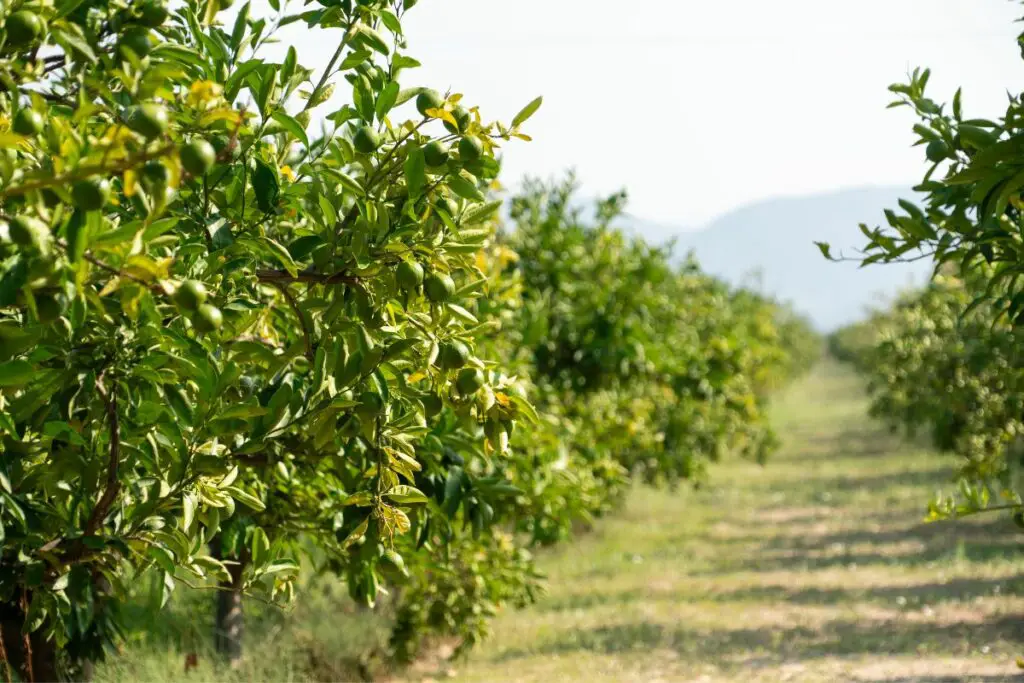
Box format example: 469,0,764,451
420,361,1024,682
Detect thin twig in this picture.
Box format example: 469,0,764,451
270,281,313,359
301,21,359,116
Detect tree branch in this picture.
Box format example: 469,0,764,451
256,269,359,285
0,143,175,200
84,374,121,537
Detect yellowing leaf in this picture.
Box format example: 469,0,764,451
124,169,138,197
98,276,122,297
199,108,243,127
511,132,533,142
425,107,457,128
0,133,27,148
188,80,224,107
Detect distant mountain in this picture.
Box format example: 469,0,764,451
624,187,934,332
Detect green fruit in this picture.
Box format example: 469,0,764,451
137,0,169,26
352,126,380,154
127,103,169,139
458,136,483,162
423,140,449,168
174,280,208,311
34,293,61,324
119,28,152,57
180,139,216,176
424,272,455,303
438,340,469,370
421,392,443,418
193,304,223,333
141,161,170,189
415,89,444,118
443,106,471,135
359,390,385,415
12,109,43,136
8,216,51,253
5,11,43,49
926,139,949,163
71,178,111,211
396,261,424,291
456,368,484,395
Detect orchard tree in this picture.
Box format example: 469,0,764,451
0,0,542,677
819,6,1024,520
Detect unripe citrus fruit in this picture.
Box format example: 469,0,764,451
192,304,223,333
127,103,169,139
424,272,455,303
926,140,949,163
12,109,43,136
34,293,62,324
174,280,208,311
438,340,469,370
72,178,111,211
443,106,471,134
458,136,483,162
141,161,170,189
421,392,443,417
5,11,43,49
353,125,380,154
423,140,449,167
456,367,484,395
415,89,444,117
119,28,153,57
8,216,50,252
396,261,424,291
180,139,216,176
137,0,169,26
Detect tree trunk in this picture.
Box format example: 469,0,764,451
0,597,61,682
211,536,245,668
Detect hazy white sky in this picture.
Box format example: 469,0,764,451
268,1,1024,226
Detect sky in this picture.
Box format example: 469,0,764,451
265,0,1024,227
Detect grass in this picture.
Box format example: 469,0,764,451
95,361,1024,682
409,360,1024,683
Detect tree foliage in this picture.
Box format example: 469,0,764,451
0,0,819,676
824,5,1024,525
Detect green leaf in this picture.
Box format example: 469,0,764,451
271,111,310,148
343,491,374,507
461,200,501,226
225,486,265,512
376,82,400,121
448,175,485,202
252,159,281,213
404,145,426,199
0,360,36,387
251,527,270,567
355,23,390,55
512,96,543,128
383,485,429,504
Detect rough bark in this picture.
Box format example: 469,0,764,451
0,598,60,682
211,536,245,668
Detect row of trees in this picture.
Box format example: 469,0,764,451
0,0,819,679
823,6,1024,524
